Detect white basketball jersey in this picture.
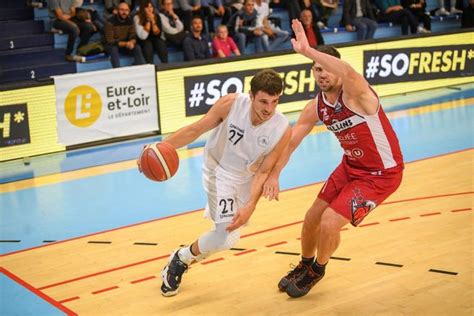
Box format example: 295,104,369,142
203,93,288,184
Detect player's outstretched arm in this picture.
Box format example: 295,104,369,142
262,99,319,201
291,19,375,108
164,94,236,149
226,126,292,232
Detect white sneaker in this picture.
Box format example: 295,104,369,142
73,55,86,63
449,7,463,14
316,21,327,29
50,27,63,34
417,26,431,33
435,7,449,16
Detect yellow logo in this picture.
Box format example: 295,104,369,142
64,85,102,127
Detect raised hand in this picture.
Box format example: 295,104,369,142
291,19,310,56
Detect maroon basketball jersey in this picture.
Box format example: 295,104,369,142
317,89,403,171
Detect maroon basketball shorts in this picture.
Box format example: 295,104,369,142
318,161,404,226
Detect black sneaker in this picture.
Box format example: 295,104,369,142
286,265,325,298
161,249,188,297
278,262,308,291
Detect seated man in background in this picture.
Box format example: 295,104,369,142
401,0,431,33
183,16,211,61
298,9,324,48
375,0,418,35
255,0,290,52
104,1,146,68
234,0,264,54
342,0,378,40
104,0,132,20
160,0,187,47
212,24,241,57
173,0,201,31
49,0,96,62
200,0,227,34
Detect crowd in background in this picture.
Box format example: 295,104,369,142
46,0,473,68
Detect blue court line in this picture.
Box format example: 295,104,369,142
0,102,473,255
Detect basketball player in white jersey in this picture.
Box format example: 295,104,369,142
259,20,404,298
160,69,291,296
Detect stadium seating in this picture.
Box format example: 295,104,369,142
0,0,75,85
0,0,463,85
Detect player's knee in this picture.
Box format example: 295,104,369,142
198,227,240,254
320,209,346,234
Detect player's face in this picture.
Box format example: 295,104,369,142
250,90,280,124
312,62,339,92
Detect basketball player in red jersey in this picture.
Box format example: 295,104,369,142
263,19,404,298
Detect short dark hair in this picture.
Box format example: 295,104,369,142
316,45,341,59
250,69,284,96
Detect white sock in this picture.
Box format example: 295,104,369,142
178,246,195,265
178,245,207,264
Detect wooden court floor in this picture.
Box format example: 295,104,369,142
1,149,472,315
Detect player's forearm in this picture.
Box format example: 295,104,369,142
164,126,201,149
245,171,270,210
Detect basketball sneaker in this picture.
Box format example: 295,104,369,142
278,262,308,291
161,249,188,297
286,265,325,298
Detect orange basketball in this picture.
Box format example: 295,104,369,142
137,142,179,182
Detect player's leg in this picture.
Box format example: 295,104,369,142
277,197,328,291
278,163,349,292
161,174,243,296
301,197,329,258
286,168,403,298
286,207,349,298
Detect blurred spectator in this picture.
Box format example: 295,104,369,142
461,0,474,27
298,9,324,48
435,0,462,15
160,0,186,46
104,0,133,20
135,0,169,63
342,0,378,40
255,0,289,51
201,0,227,34
401,0,430,33
375,0,418,35
77,6,105,33
104,2,146,68
174,0,201,31
212,24,241,57
234,0,264,54
315,0,337,27
49,0,96,62
183,16,211,61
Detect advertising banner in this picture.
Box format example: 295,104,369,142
0,103,30,148
54,65,159,146
363,44,473,85
156,31,473,134
0,85,65,162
